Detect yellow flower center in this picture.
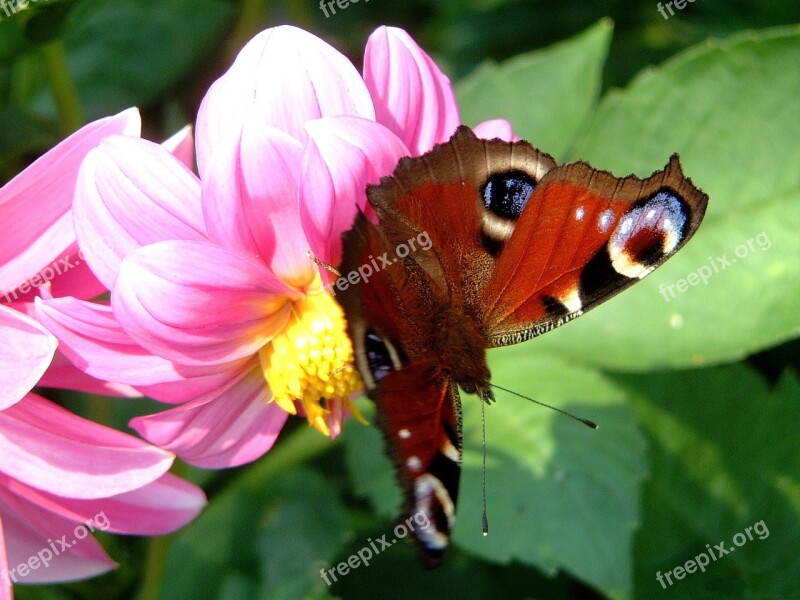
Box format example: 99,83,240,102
259,286,364,436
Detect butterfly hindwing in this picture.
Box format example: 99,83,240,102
339,207,466,566
372,362,462,567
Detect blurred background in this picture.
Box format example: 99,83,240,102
1,1,799,599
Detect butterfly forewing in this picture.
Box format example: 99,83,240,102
482,155,708,345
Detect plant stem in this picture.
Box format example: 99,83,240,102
140,534,171,600
39,39,84,135
228,424,336,496
226,0,268,63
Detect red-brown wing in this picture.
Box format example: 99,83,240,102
481,156,708,346
337,210,464,567
372,362,462,567
363,126,557,314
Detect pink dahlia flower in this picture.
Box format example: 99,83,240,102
0,113,206,598
0,392,205,599
0,109,143,400
36,25,517,469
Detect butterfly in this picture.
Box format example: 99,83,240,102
336,126,707,567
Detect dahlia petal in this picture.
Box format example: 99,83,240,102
44,250,107,300
74,136,207,290
113,240,293,366
0,394,173,499
162,125,195,169
5,246,107,305
299,117,409,271
0,471,205,537
130,368,288,468
37,350,141,398
364,26,460,155
473,118,520,142
0,108,140,296
0,515,10,600
196,25,374,173
35,296,245,403
0,307,57,410
203,125,315,288
0,489,116,584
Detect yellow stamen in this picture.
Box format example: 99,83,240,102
259,287,364,436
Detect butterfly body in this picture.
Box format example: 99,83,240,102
337,126,707,566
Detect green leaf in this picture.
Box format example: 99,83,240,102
343,397,401,520
530,25,800,370
160,468,350,600
23,1,76,45
346,353,647,600
615,366,800,599
27,0,233,120
333,541,577,600
455,19,612,159
454,350,646,600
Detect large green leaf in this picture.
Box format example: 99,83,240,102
159,468,348,600
615,366,800,599
333,540,578,600
343,398,402,521
27,0,233,120
455,19,612,159
529,25,800,370
345,352,646,600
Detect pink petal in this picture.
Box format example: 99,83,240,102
162,125,195,169
473,118,520,142
364,26,460,155
113,240,293,366
196,25,374,174
202,125,316,288
0,494,115,584
131,368,288,468
1,471,205,537
5,247,106,304
0,108,140,296
0,516,10,600
299,117,409,271
0,393,174,499
35,297,244,403
73,135,207,291
0,307,57,410
37,350,141,398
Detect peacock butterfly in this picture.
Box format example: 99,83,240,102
337,126,707,567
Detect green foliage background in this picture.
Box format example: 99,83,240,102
1,1,798,599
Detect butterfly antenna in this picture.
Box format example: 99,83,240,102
489,383,598,429
306,250,341,277
329,365,354,377
481,397,489,537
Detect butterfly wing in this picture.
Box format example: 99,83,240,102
338,212,464,567
358,125,707,346
479,154,708,345
373,363,462,567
